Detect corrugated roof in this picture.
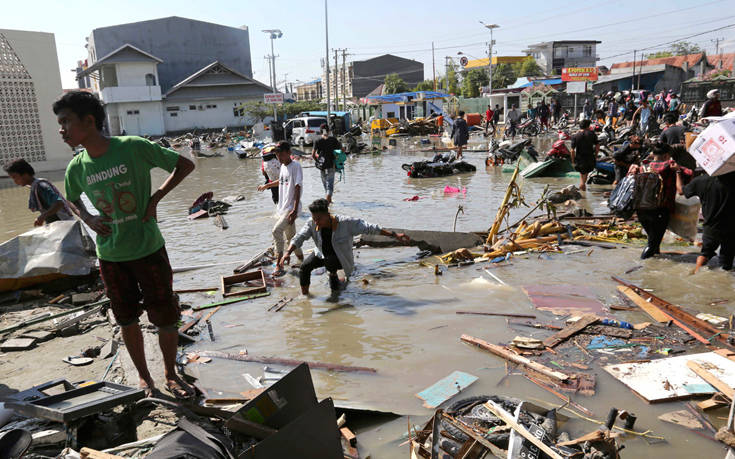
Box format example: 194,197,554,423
611,53,704,71
594,65,667,84
707,53,735,71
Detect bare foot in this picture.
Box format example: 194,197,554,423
139,378,155,397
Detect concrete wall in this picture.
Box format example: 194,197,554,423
115,62,159,87
0,29,71,173
107,101,165,136
162,97,254,132
90,17,252,92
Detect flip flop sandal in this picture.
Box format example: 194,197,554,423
62,356,93,366
272,268,287,277
164,382,195,401
0,429,32,459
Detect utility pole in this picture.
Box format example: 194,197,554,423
637,52,643,90
341,49,348,111
632,50,636,92
432,42,436,91
324,0,330,120
481,22,500,98
712,37,724,55
334,48,339,111
262,29,283,121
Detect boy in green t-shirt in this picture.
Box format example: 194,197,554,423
54,91,196,399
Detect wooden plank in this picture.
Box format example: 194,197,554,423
178,313,202,334
192,291,271,311
340,427,357,447
415,371,478,408
617,286,669,322
460,334,569,382
456,311,536,319
0,337,36,351
687,360,735,399
698,396,729,411
201,306,222,323
483,400,564,459
543,314,598,348
439,413,506,458
658,410,704,430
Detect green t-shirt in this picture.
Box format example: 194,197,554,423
65,136,180,262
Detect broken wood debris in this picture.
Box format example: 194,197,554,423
460,334,570,382
196,350,377,373
455,310,536,319
543,314,598,348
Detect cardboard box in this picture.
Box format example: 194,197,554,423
688,118,735,176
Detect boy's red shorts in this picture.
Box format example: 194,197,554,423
98,246,180,327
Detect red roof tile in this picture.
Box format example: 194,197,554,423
707,53,735,71
611,53,705,70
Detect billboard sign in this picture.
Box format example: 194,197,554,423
566,81,587,94
264,93,284,104
561,67,598,82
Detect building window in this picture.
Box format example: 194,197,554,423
170,113,178,117
189,105,196,110
145,73,156,86
205,104,218,109
126,110,139,115
166,106,179,111
583,45,593,57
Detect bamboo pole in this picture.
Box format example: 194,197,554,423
487,162,520,244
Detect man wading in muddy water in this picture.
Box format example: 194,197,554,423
55,91,196,399
280,198,410,297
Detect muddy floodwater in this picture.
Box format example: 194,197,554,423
2,135,734,458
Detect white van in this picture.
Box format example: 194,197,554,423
283,116,327,147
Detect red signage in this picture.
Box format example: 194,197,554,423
561,67,598,82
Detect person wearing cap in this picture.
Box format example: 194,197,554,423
281,198,410,296
312,124,340,204
701,89,723,118
257,141,304,275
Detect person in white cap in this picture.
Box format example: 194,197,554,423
701,89,723,118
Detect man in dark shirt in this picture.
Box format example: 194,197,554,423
570,119,599,191
683,171,735,272
701,89,723,118
660,113,695,169
612,135,644,185
312,124,341,203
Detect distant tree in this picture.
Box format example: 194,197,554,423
646,41,702,59
461,68,490,98
492,63,517,89
442,63,460,95
518,57,543,77
645,51,674,59
282,100,327,118
240,100,271,121
414,79,435,91
384,73,409,94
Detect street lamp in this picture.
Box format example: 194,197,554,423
262,29,283,121
479,22,499,97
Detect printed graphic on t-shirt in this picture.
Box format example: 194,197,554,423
87,164,139,225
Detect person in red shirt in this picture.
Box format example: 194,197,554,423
484,105,494,136
630,142,691,259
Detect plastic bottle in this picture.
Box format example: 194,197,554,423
601,318,634,329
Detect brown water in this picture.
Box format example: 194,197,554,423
2,135,733,458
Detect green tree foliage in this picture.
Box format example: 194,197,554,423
414,79,435,91
461,68,490,97
518,57,543,77
384,73,409,94
442,63,460,95
492,63,517,89
646,41,702,59
281,100,327,118
239,100,271,121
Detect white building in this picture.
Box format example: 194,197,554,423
523,40,601,75
0,29,70,172
78,45,272,136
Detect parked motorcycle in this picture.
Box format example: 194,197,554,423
517,117,540,137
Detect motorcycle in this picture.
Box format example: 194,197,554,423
517,117,540,137
553,111,571,130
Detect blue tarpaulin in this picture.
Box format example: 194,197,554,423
367,90,450,104
517,78,563,88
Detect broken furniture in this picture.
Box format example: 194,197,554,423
226,363,343,458
220,270,266,298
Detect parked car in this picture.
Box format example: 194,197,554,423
283,116,327,147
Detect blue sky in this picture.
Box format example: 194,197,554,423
4,0,735,89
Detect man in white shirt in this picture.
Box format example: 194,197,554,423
258,141,304,275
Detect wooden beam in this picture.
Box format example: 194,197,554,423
460,334,569,382
340,427,357,447
543,314,598,348
483,401,564,459
687,360,734,399
617,286,669,322
439,413,506,457
80,448,125,459
456,311,536,319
